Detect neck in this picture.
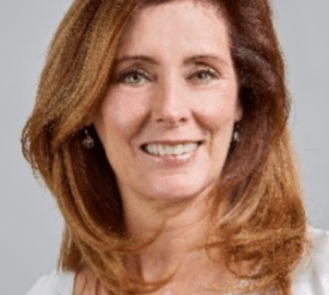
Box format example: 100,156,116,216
119,183,229,283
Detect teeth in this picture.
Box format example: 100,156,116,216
144,143,199,156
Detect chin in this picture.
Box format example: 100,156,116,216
143,176,215,202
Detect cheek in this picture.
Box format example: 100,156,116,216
192,87,239,129
95,88,149,141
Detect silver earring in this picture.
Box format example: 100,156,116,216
233,122,241,143
82,129,95,149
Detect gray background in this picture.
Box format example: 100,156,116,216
0,0,328,294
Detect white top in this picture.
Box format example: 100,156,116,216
26,226,329,295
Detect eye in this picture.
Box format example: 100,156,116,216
189,68,219,84
117,69,150,86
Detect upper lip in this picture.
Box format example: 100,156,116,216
140,140,204,148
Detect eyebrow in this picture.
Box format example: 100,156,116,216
113,54,229,67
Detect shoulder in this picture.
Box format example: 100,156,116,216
26,270,75,295
292,226,329,295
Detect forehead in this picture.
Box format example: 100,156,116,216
117,0,230,58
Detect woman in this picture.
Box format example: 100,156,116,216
23,0,329,294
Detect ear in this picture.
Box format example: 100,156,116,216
234,99,243,122
83,113,95,127
83,104,102,127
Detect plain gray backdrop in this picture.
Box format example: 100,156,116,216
1,0,328,294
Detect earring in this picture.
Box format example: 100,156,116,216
82,129,95,149
233,122,241,143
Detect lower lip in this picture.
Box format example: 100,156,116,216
141,145,201,168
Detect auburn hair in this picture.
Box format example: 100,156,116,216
21,0,309,294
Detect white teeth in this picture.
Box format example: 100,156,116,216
144,143,199,156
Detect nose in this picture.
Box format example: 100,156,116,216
152,74,190,127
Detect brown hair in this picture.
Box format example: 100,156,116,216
21,0,309,294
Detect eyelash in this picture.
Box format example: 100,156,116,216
117,69,150,85
189,69,218,83
116,68,219,86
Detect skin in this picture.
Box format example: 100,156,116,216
80,0,243,293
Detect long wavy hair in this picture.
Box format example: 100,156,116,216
21,0,309,294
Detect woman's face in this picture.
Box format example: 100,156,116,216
93,0,242,203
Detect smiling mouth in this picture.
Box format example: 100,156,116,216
140,141,204,157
